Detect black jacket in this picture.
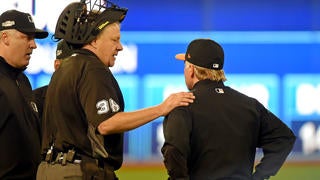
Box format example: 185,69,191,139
162,79,296,180
0,57,41,179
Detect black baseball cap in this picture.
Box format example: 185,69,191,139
0,10,48,39
56,40,73,59
175,39,224,70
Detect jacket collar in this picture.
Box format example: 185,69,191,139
192,79,225,90
0,56,23,78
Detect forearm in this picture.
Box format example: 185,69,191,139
97,91,195,135
97,105,163,135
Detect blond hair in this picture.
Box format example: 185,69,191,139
192,63,227,82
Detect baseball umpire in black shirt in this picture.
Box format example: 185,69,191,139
33,39,73,120
0,10,48,179
161,39,296,180
37,1,194,180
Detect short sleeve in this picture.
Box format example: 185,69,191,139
79,67,123,128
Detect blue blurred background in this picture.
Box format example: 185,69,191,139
1,0,319,162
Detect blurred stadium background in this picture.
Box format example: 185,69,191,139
1,0,319,179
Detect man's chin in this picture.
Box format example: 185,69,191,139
109,61,116,67
20,66,28,70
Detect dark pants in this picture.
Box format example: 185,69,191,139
37,161,118,180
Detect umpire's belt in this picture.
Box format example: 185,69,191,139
44,149,110,169
44,149,81,166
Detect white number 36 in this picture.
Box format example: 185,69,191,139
96,98,120,115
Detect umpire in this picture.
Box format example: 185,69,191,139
37,1,194,180
33,39,73,120
0,10,48,179
161,39,296,180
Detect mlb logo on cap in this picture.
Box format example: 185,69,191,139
213,63,220,69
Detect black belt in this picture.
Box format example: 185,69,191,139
44,149,81,165
43,149,109,169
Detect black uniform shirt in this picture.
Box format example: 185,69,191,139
0,57,41,179
33,85,48,120
162,79,296,180
41,49,125,170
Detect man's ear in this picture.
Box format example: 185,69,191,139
54,59,61,70
189,64,195,78
1,32,10,45
89,38,98,49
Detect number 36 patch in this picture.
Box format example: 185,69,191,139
96,98,120,115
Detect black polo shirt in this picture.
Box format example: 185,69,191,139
0,57,41,179
41,49,125,170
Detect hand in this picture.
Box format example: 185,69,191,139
159,92,195,116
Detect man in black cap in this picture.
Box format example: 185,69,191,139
0,9,48,179
33,40,73,120
161,38,296,180
37,2,194,180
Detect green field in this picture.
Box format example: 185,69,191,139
116,162,320,180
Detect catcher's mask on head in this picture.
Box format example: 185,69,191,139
54,0,127,45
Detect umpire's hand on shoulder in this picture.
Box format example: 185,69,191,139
159,92,195,116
